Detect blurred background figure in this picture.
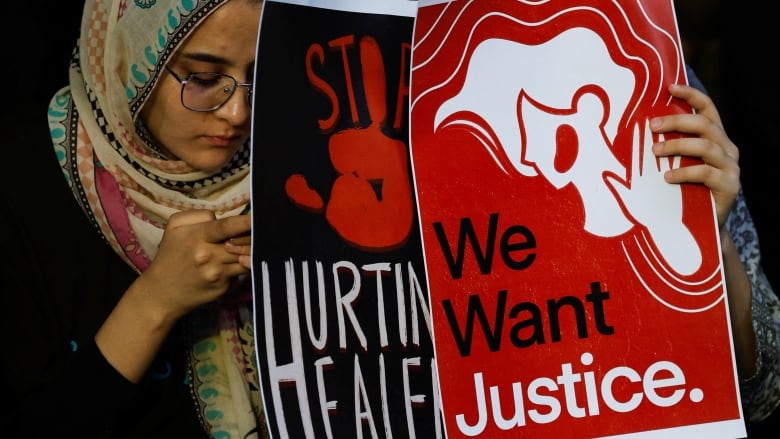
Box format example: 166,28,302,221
678,1,780,437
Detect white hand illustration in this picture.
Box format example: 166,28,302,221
605,120,702,275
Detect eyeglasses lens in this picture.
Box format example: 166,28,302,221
182,73,237,111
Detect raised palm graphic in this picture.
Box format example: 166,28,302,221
285,36,413,251
605,120,702,275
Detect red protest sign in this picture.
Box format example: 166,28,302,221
409,0,745,437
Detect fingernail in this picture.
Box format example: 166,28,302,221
650,117,662,130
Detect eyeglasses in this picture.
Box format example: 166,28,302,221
165,66,253,112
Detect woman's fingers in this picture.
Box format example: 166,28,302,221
155,212,252,298
665,84,738,160
649,83,741,228
168,210,251,243
225,234,252,270
227,235,251,247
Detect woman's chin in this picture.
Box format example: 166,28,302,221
186,151,237,174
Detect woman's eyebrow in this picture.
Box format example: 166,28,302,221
176,52,255,73
178,52,230,65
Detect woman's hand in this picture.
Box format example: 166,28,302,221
225,234,252,270
651,84,757,376
138,210,252,321
96,210,252,382
649,83,740,230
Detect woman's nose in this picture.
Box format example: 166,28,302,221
215,85,252,124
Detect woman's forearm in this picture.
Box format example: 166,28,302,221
721,229,758,377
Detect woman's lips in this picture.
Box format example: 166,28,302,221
207,135,236,148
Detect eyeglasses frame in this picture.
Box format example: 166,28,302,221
164,66,253,112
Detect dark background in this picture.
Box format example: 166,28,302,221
3,2,83,119
3,0,777,436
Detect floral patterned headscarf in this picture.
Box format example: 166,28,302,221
47,0,263,436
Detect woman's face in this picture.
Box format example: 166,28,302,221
140,0,262,173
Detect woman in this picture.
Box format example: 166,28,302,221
1,0,264,437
